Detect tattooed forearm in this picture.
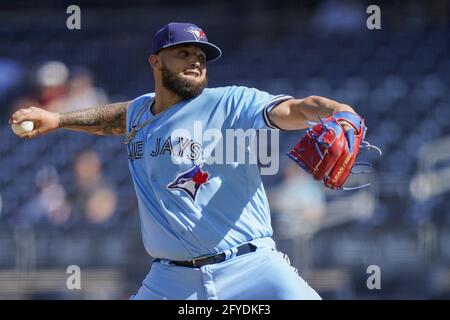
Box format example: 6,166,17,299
59,101,130,135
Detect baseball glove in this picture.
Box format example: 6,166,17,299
287,111,375,190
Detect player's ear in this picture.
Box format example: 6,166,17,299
149,54,160,69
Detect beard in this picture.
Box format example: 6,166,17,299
161,64,208,100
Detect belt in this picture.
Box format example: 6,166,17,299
154,243,257,268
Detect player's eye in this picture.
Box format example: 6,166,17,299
198,55,206,63
179,51,188,57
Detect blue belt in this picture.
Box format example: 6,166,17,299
154,243,257,268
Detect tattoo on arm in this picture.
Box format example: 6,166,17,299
59,101,130,135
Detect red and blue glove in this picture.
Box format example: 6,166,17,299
287,111,369,190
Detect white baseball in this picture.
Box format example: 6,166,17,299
11,120,34,135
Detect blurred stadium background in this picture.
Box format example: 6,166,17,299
1,0,449,299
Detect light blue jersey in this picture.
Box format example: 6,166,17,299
126,86,292,261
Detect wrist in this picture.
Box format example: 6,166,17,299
56,112,63,128
335,104,356,114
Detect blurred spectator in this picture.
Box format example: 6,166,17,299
8,63,106,115
62,67,109,112
70,149,118,225
15,166,71,226
268,162,326,240
35,61,70,112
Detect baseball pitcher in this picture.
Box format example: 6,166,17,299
9,22,371,299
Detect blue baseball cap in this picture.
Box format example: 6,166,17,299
151,22,222,62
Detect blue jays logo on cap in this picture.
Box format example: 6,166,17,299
184,26,207,41
167,164,209,202
151,22,222,62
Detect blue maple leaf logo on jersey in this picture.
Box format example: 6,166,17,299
184,26,207,41
167,164,209,202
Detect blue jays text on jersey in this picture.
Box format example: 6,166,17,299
128,136,202,162
125,86,293,261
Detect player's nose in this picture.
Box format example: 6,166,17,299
190,60,201,68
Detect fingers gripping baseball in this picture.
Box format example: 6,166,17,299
9,107,60,139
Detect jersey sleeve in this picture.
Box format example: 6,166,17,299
225,86,293,130
126,93,154,132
